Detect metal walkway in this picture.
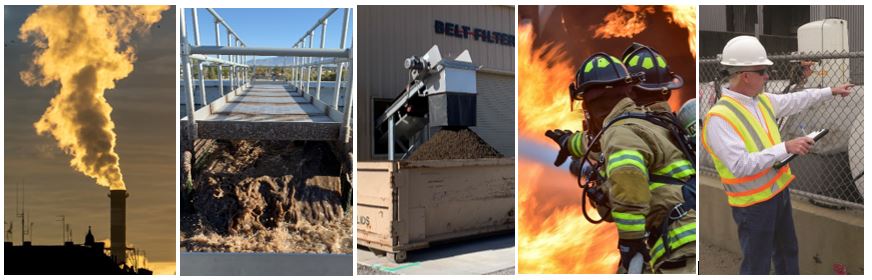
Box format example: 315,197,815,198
186,81,341,140
180,8,353,143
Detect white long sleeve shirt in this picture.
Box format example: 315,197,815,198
705,87,834,177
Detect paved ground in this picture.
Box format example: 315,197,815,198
357,233,515,275
699,241,741,275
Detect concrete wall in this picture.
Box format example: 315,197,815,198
700,174,864,275
357,5,516,160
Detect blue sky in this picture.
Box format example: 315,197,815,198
183,8,353,49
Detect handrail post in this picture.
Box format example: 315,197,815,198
334,8,350,110
180,9,197,141
316,20,328,101
237,39,243,87
227,31,234,91
192,8,208,107
214,20,224,96
306,33,314,94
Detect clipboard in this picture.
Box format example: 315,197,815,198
773,129,829,169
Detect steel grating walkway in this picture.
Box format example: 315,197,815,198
183,80,341,140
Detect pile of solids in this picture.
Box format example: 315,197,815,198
409,128,502,160
180,140,352,253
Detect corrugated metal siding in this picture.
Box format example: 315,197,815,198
809,5,863,51
700,5,727,31
470,72,515,156
809,5,863,83
358,5,515,160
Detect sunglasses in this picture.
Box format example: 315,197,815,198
740,68,769,76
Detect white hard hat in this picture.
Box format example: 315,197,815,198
720,36,773,66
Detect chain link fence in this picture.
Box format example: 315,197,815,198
699,50,864,210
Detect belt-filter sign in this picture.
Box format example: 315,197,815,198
434,20,515,46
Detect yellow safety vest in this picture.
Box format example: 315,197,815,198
702,94,794,207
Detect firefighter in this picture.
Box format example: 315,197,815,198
622,42,698,140
702,35,853,275
547,53,696,273
621,42,684,113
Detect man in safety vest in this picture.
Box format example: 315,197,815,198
702,35,853,274
548,52,696,273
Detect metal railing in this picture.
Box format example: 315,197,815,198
289,8,351,109
699,50,864,210
180,8,251,124
179,8,354,141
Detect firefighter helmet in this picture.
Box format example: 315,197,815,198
569,52,644,101
622,43,684,93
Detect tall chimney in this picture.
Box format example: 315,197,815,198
109,189,127,265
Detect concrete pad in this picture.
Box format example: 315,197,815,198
699,173,864,275
357,234,515,275
230,95,309,104
700,241,741,274
213,101,324,115
182,81,343,141
196,120,339,141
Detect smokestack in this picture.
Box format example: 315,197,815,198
109,189,128,265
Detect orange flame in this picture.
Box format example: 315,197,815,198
592,5,654,39
518,158,620,273
518,23,620,274
665,5,697,59
518,23,581,143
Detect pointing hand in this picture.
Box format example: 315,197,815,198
831,84,854,97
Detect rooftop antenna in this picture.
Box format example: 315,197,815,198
27,216,33,242
17,184,25,244
5,222,12,241
56,215,66,243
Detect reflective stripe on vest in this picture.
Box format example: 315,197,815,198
649,222,696,266
702,94,794,207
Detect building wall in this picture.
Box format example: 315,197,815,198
469,72,515,156
358,5,515,160
810,5,863,51
810,5,864,83
699,5,726,32
700,5,863,59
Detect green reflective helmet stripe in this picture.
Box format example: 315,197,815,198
597,57,610,68
574,52,641,94
642,57,654,69
584,60,595,73
621,43,683,91
627,55,640,67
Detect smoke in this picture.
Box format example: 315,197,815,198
18,6,169,190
